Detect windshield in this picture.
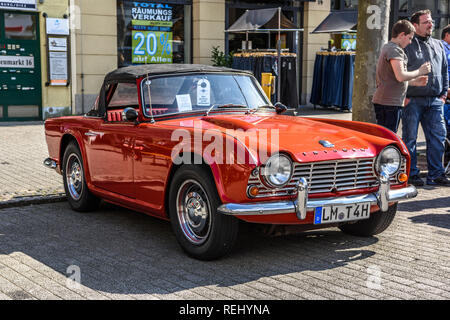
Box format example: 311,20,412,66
141,73,271,118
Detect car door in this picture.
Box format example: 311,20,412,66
84,82,138,198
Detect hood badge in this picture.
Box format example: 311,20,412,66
319,140,335,148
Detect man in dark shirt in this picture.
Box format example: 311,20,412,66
402,10,450,186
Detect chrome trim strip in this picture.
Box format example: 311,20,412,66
218,185,417,217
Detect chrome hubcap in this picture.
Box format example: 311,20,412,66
176,180,211,245
66,154,83,200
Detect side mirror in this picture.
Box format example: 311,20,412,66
122,107,138,122
274,102,288,115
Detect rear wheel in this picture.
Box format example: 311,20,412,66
62,142,100,212
339,203,397,236
168,165,239,260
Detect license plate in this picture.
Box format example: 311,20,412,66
314,203,371,225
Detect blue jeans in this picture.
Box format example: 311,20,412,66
401,97,447,181
374,104,402,133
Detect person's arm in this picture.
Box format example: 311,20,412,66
390,59,431,82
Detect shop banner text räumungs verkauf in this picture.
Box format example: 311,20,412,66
131,2,173,64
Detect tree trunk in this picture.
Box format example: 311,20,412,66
352,1,391,123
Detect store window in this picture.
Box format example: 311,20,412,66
330,0,358,11
330,0,450,40
226,2,299,54
117,0,192,67
4,12,36,40
343,0,358,10
398,0,408,13
394,0,450,39
410,0,436,14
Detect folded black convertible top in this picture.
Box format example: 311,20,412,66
104,64,253,82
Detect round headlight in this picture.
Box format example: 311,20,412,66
262,154,293,187
377,147,401,175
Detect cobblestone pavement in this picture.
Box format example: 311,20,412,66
0,122,64,202
0,187,449,300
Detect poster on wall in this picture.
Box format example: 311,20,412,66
48,37,67,52
46,18,70,35
131,1,173,64
0,0,37,11
49,51,68,86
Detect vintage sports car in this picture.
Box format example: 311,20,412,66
44,64,417,260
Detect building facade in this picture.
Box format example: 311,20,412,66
0,0,72,121
1,0,449,121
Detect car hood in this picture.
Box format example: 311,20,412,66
163,113,398,163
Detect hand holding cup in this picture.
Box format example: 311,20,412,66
419,61,431,75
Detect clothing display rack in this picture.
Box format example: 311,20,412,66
232,51,298,108
225,7,303,106
310,50,355,111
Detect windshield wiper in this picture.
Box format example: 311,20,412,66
249,105,275,114
205,104,249,116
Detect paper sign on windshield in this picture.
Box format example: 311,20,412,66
176,94,192,112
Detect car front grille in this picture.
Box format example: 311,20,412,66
248,157,407,198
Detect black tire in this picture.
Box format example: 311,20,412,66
168,165,239,260
339,203,397,237
62,142,100,212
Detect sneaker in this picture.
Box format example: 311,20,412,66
427,174,450,186
408,175,425,186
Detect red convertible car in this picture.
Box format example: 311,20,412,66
44,64,417,260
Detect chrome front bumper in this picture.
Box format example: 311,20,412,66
218,173,418,220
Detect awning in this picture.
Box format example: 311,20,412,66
225,8,298,33
311,11,357,34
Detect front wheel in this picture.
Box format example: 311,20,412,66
168,165,239,260
339,203,397,236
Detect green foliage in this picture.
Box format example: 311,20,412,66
211,46,233,68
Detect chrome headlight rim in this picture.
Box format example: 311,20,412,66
261,153,293,188
376,146,401,176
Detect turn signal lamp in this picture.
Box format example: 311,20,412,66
248,185,260,198
398,173,408,183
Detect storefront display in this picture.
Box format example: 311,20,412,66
226,3,298,54
0,10,41,121
310,51,355,111
117,0,191,67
